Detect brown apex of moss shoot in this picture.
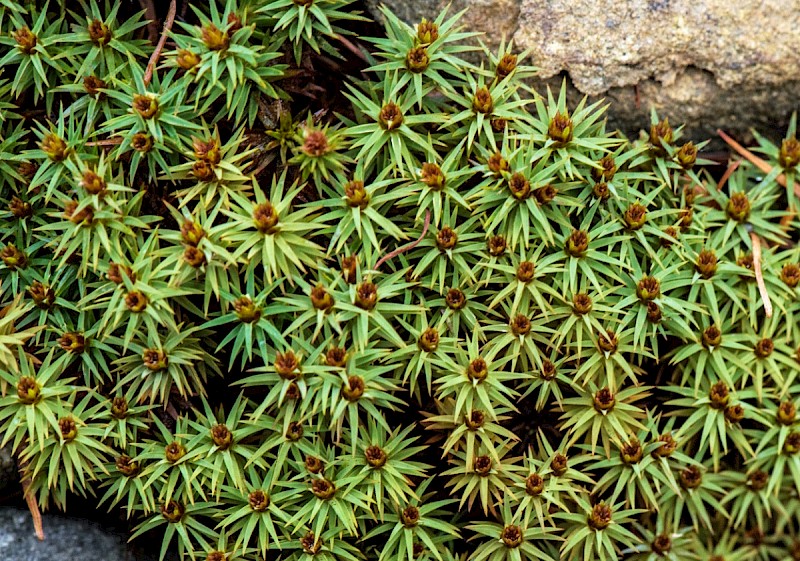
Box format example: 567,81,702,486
695,250,718,278
211,424,232,449
725,403,745,423
81,168,106,195
465,410,485,430
593,388,616,411
83,75,106,98
16,376,40,404
201,23,229,51
592,181,610,201
418,327,439,353
474,454,493,476
310,284,334,311
487,235,507,256
206,552,227,561
624,203,647,230
446,287,467,310
87,19,112,45
302,129,330,157
305,455,324,474
233,296,260,323
702,325,722,348
496,53,517,80
41,133,69,162
646,301,663,323
420,163,445,190
365,445,388,468
501,525,523,548
58,332,85,354
142,348,168,371
652,433,677,458
782,263,800,288
488,152,509,175
650,118,674,153
342,375,365,401
676,141,698,169
124,290,148,313
406,46,430,73
651,534,672,555
508,173,531,200
637,276,660,301
510,314,531,336
1,244,27,270
9,196,32,219
108,262,135,284
525,473,544,495
785,432,800,454
436,227,457,251
59,417,78,441
111,396,128,419
726,192,751,222
165,441,186,463
311,477,336,500
192,137,221,164
748,470,768,491
620,439,643,464
572,293,593,315
131,133,153,153
779,136,800,169
116,455,139,477
541,359,557,380
551,453,568,475
708,381,730,409
340,255,357,284
63,200,94,225
378,102,403,131
286,421,305,441
176,49,200,70
161,500,185,523
588,503,612,530
754,337,774,358
591,155,617,182
226,12,243,34
180,221,205,246
275,350,300,380
132,94,158,119
325,346,348,367
516,261,535,283
417,19,438,44
467,357,489,382
472,86,493,114
355,281,378,310
533,184,557,205
13,26,37,54
598,330,618,354
345,180,370,209
548,111,573,146
28,281,54,309
565,230,589,257
779,401,797,425
192,160,216,182
680,465,703,489
300,532,322,555
253,202,279,234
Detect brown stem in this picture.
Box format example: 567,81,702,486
750,232,773,318
138,0,159,43
374,209,431,270
717,129,799,196
143,0,177,87
334,34,367,63
85,137,123,147
717,159,740,190
18,459,44,540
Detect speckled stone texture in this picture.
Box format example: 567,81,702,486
366,0,800,144
0,506,167,561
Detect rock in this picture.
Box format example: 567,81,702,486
366,0,800,145
0,446,16,495
0,506,168,561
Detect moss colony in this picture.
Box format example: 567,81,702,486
1,0,800,560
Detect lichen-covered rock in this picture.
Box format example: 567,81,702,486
366,0,800,143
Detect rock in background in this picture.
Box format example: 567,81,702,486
366,0,800,146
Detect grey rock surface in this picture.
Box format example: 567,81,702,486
366,0,800,144
0,506,164,561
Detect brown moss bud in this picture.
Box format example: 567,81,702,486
165,441,186,463
378,102,403,131
142,349,168,371
708,381,730,409
124,291,147,313
650,118,673,154
446,288,466,310
465,410,485,430
311,477,336,500
636,276,660,301
9,196,32,219
598,330,618,354
342,375,365,401
108,262,135,284
201,23,229,51
206,551,226,561
285,421,303,441
747,470,768,491
417,19,438,44
345,180,370,209
551,453,568,475
300,532,322,555
588,503,612,530
302,130,329,157
116,455,139,477
13,26,37,54
593,388,615,411
63,200,94,225
726,192,751,222
620,439,643,464
467,357,489,382
488,152,509,175
406,46,430,72
161,500,185,523
474,455,493,476
83,75,106,98
572,293,593,315
779,136,800,169
1,244,27,270
176,49,200,71
253,202,279,234
533,184,557,205
592,181,610,201
624,203,647,230
41,133,69,162
58,332,85,354
305,455,324,474
180,221,205,247
436,227,457,251
652,433,677,458
325,346,347,368
355,281,378,310
365,445,387,468
310,284,334,311
131,133,153,153
680,465,702,489
525,473,544,496
754,338,774,358
591,155,617,182
676,141,698,169
725,404,745,423
111,396,128,419
661,226,678,248
192,160,215,182
275,351,300,380
778,401,797,425
420,163,445,190
18,161,38,180
646,301,663,323
496,53,518,80
233,296,261,323
565,230,589,257
516,261,535,282
57,417,77,441
541,359,557,380
472,86,493,114
702,325,722,348
132,94,158,119
28,281,55,309
418,327,439,353
80,168,106,196
501,525,523,548
340,255,357,284
508,173,530,200
695,250,717,278
651,534,672,555
548,112,573,146
510,314,531,336
192,137,221,165
227,12,243,34
16,376,40,404
782,263,800,288
678,207,693,230
785,432,800,454
87,19,112,45
487,235,507,257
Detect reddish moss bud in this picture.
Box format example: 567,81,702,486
676,141,698,169
467,357,489,382
253,202,279,234
182,245,206,267
548,112,573,146
41,133,69,162
378,103,403,131
345,180,370,209
591,155,617,182
1,244,27,270
58,332,85,354
508,173,530,200
81,168,106,195
365,445,387,468
124,291,148,313
624,203,647,230
649,118,673,154
708,381,730,409
12,26,37,54
501,525,523,548
588,503,612,530
406,46,430,72
779,136,800,169
782,263,800,288
420,163,445,190
161,500,185,522
695,250,717,278
176,49,200,70
593,388,615,411
28,281,55,309
132,94,159,119
446,288,466,310
83,75,106,98
418,327,439,352
233,296,261,323
417,19,438,44
342,375,365,401
87,19,112,45
487,152,509,175
680,465,702,489
201,23,229,51
354,281,378,310
565,230,589,257
472,87,493,114
131,133,153,153
487,235,507,256
496,53,518,80
311,478,336,500
16,376,40,404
